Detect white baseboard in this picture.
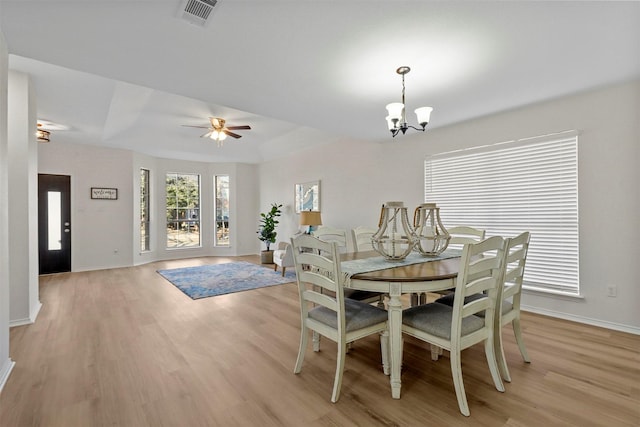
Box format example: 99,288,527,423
31,300,42,323
0,358,15,393
522,305,640,335
9,300,42,328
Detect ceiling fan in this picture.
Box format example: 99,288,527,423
183,117,251,147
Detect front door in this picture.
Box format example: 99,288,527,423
38,174,71,274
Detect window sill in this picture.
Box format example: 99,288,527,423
522,286,584,299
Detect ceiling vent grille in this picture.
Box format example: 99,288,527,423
179,0,218,27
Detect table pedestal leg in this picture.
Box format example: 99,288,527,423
387,283,403,399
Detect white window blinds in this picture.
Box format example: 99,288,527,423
425,131,579,295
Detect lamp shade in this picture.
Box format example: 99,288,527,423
385,102,404,122
414,107,433,126
385,116,396,131
299,210,322,226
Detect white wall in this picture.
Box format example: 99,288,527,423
37,144,260,270
232,163,259,256
38,141,134,271
7,70,40,326
130,155,259,264
259,81,640,333
0,21,16,393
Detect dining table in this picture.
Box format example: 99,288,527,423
340,249,462,399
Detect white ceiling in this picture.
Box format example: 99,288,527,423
1,1,639,163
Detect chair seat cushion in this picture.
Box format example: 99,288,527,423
435,293,513,316
402,303,484,340
309,299,388,332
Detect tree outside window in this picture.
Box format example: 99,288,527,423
215,175,230,246
166,173,200,248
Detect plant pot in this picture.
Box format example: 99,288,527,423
261,250,274,264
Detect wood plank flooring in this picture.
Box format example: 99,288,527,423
1,255,638,426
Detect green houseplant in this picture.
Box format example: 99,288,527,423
257,203,282,263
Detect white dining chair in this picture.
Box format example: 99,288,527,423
494,231,531,381
290,234,389,403
435,232,532,382
447,225,486,248
314,225,383,306
401,236,507,416
312,226,348,253
351,226,377,252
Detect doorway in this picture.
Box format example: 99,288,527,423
38,174,71,274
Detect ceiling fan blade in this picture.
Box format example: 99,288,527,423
225,125,251,130
200,131,213,138
223,130,242,139
182,125,210,129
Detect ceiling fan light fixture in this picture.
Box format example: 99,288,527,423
182,116,251,147
210,130,227,141
36,123,50,142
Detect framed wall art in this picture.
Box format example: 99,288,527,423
91,187,118,200
294,180,320,213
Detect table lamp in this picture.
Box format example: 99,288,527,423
300,210,322,234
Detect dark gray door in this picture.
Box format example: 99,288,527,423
38,174,71,274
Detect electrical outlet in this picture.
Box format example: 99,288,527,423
607,284,617,297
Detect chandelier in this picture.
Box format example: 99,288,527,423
385,66,433,137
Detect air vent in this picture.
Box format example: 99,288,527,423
178,0,218,27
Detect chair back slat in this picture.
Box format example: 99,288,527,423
461,296,491,318
447,226,486,246
313,226,348,253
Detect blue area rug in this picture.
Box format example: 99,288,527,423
157,261,297,300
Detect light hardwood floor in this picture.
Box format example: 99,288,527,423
1,256,638,426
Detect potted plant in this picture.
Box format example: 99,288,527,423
257,203,282,264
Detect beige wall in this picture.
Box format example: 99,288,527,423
259,80,640,332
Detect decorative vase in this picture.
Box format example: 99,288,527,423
413,203,450,256
371,201,417,261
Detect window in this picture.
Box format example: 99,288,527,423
425,131,579,295
166,173,200,248
215,175,230,246
140,168,150,252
